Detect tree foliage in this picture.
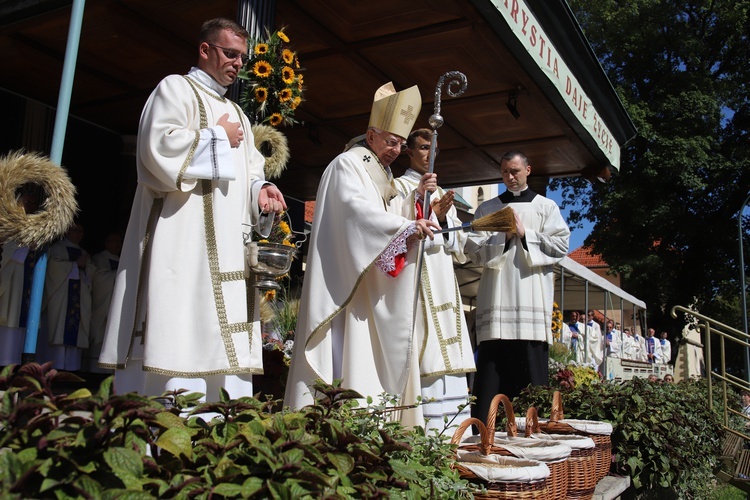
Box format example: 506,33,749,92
553,0,750,334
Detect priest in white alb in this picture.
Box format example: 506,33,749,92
99,18,286,402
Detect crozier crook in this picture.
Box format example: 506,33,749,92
420,71,468,218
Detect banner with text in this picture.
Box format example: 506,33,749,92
491,0,620,169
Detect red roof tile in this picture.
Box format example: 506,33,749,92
568,245,608,267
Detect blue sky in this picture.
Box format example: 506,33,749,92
546,186,593,253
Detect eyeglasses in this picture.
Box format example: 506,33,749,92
384,137,407,152
208,44,249,64
417,144,439,156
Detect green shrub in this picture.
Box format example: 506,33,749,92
0,363,471,499
513,378,724,499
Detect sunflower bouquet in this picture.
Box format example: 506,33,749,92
239,28,304,127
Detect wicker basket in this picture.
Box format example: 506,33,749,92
452,417,551,499
469,394,571,500
541,391,613,482
524,406,598,500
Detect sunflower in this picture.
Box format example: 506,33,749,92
278,88,292,102
264,289,277,301
291,96,301,109
254,87,268,102
269,113,283,126
253,60,273,78
277,30,289,43
282,48,294,64
254,43,269,55
281,66,295,84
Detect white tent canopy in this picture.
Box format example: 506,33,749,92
555,257,646,332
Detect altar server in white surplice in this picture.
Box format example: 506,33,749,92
99,18,287,402
394,127,475,433
284,82,442,428
465,151,570,423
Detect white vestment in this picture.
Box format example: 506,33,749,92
85,250,119,373
283,146,425,427
39,237,93,370
0,241,39,365
465,191,570,345
621,335,635,360
652,336,662,363
606,329,621,359
659,338,672,364
584,321,603,368
567,319,585,362
560,322,572,349
394,169,475,432
633,334,647,361
99,68,271,402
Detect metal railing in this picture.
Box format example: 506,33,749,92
671,305,750,441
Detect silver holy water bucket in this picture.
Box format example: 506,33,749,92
243,210,306,292
246,241,297,291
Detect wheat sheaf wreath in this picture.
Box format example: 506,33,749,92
0,151,78,250
252,124,290,180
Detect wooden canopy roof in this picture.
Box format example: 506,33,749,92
0,0,636,201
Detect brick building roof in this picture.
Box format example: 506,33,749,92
568,245,608,268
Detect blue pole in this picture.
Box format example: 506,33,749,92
21,0,86,363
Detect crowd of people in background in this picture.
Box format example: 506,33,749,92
0,217,122,374
559,308,673,370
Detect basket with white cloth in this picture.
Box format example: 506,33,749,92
451,417,551,499
461,394,572,500
521,406,598,500
537,391,613,482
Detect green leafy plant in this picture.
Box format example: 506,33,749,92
514,378,723,498
0,364,470,499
